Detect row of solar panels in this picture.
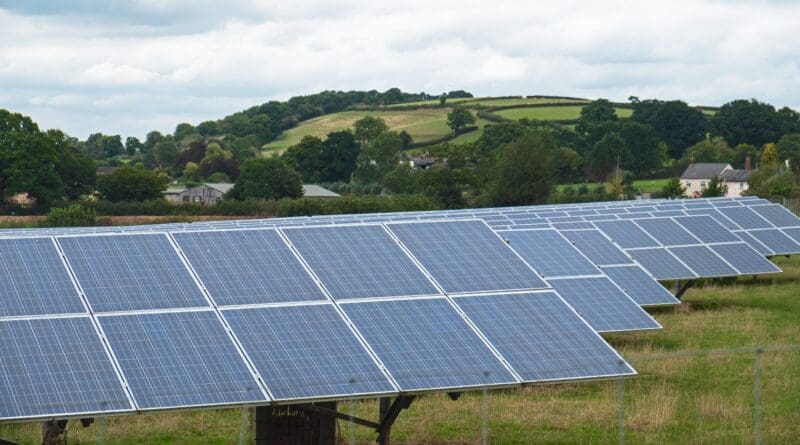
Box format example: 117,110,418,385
3,220,643,422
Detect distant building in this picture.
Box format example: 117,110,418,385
163,183,340,205
680,162,752,198
408,155,437,170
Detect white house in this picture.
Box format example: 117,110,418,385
680,162,752,198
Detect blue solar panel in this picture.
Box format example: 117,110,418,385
709,243,781,275
649,210,687,217
387,221,547,293
628,248,697,280
172,230,325,305
58,234,208,312
750,204,800,228
560,229,633,265
782,227,800,245
668,246,738,277
600,265,679,306
548,277,660,332
100,311,265,409
717,207,773,230
734,231,774,255
748,229,800,255
550,222,596,230
0,238,86,317
672,215,741,244
341,298,517,391
0,317,132,419
633,218,699,246
683,208,740,230
223,305,395,400
593,220,660,248
282,225,439,300
501,230,600,278
454,293,635,381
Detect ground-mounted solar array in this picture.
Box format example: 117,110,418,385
1,196,796,423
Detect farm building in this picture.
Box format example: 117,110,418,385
680,162,752,197
163,183,340,205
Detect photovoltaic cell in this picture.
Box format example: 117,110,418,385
548,277,660,332
750,204,800,228
341,298,517,391
172,230,325,305
633,218,699,246
672,215,741,244
628,248,697,280
454,293,635,381
600,265,679,306
58,234,208,312
593,220,660,248
387,220,547,293
100,311,265,409
282,225,439,300
748,229,800,255
501,230,600,278
223,305,394,400
668,246,738,277
710,243,781,275
560,229,633,265
717,207,772,230
0,238,85,317
782,227,800,245
734,231,774,255
0,317,132,419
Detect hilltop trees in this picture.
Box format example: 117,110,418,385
631,99,707,159
713,99,786,147
446,107,475,133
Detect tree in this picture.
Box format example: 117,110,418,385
576,99,618,134
760,143,779,168
713,99,785,147
418,166,465,208
230,158,302,200
353,116,388,147
776,133,800,174
661,177,686,199
48,130,96,200
174,141,207,168
125,136,144,156
382,163,417,195
320,131,360,182
488,132,555,206
0,109,65,206
197,120,220,136
587,132,631,180
439,93,447,106
631,100,707,159
551,147,583,183
354,131,403,184
702,175,727,197
683,137,733,163
619,121,666,174
174,123,196,142
154,137,179,167
282,135,325,183
446,107,475,133
83,133,125,159
732,144,758,169
96,166,167,202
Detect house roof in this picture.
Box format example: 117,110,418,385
164,187,187,194
721,169,753,182
204,183,235,193
680,163,732,179
303,184,340,198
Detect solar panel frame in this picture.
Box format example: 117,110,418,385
627,248,698,280
747,229,800,255
559,229,634,266
709,243,782,275
599,265,680,306
499,229,601,278
749,204,800,228
668,246,739,277
717,207,773,230
632,218,701,246
672,215,742,244
733,231,775,255
593,220,661,249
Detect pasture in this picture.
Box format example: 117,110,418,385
495,105,633,121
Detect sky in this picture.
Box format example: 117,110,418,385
1,0,798,140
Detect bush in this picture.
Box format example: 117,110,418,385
45,205,96,227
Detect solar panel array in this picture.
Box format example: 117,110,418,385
1,196,795,422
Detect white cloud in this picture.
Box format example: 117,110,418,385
0,0,798,139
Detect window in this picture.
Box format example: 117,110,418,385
686,181,692,187
700,181,706,189
739,182,744,189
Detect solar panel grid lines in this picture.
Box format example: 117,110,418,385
627,248,698,280
631,218,702,247
599,265,680,306
667,246,740,277
709,243,782,275
558,229,635,266
592,220,661,249
498,229,602,279
748,229,800,255
716,206,773,230
732,230,775,255
672,215,742,244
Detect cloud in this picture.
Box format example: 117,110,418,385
0,0,798,139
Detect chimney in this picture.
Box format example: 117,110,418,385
745,156,752,171
689,156,695,165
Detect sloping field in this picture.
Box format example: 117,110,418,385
263,109,453,153
495,105,633,121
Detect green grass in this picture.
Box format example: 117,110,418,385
495,105,633,121
559,178,670,194
2,256,799,444
262,109,454,153
460,97,591,107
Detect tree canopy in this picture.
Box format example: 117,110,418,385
230,158,303,200
96,166,167,202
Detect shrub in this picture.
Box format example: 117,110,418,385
45,205,96,227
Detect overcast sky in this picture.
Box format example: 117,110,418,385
1,0,798,140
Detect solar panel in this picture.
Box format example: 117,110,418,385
628,248,697,280
223,304,395,401
341,298,517,391
750,204,800,227
0,238,86,317
387,220,547,294
781,227,800,245
99,310,265,410
58,234,209,312
454,292,635,381
717,207,772,230
560,229,633,265
672,215,741,244
633,218,699,246
500,230,600,278
593,220,660,248
668,246,738,277
600,265,680,306
734,231,774,255
548,277,660,332
0,317,132,419
282,225,439,300
709,243,781,275
172,230,326,305
748,229,800,255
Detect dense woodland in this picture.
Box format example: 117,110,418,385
2,88,800,222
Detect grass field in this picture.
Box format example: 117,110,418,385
263,109,454,153
558,178,670,194
2,255,798,444
495,105,633,121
